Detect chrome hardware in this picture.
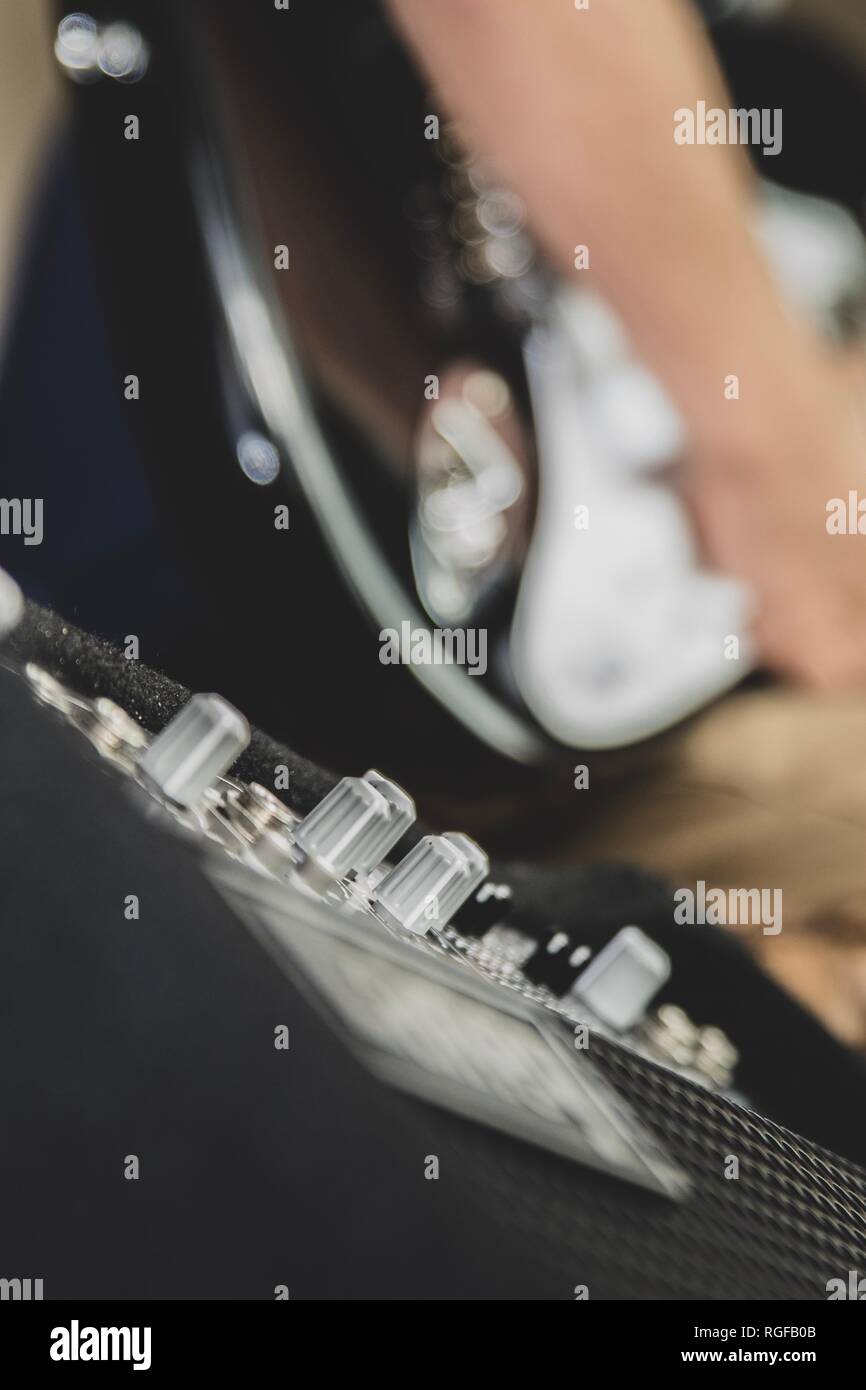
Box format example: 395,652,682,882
222,782,299,878
55,14,149,85
411,373,525,625
236,432,281,486
645,1005,739,1089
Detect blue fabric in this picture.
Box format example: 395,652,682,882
0,135,199,643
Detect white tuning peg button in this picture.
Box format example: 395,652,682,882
136,693,250,809
372,831,489,936
291,770,415,887
570,926,670,1031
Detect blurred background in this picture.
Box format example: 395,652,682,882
4,0,866,1115
5,0,866,834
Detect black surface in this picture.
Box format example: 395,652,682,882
2,656,866,1299
10,602,866,1168
0,659,541,1299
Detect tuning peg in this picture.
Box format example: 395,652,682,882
136,693,250,809
372,831,488,936
291,770,415,888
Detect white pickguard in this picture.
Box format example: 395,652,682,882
510,183,866,748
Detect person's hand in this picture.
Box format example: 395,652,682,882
685,351,866,690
